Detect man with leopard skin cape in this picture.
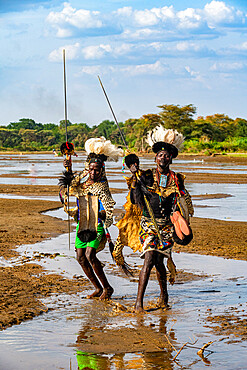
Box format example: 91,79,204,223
59,137,123,300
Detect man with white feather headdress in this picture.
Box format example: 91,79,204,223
130,125,194,313
59,137,123,300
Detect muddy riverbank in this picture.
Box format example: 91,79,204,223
0,155,246,352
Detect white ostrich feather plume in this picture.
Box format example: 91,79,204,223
146,125,184,151
85,137,124,162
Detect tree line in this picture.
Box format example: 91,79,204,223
0,104,246,154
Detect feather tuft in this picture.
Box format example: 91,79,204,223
58,171,75,188
146,125,184,151
85,137,124,162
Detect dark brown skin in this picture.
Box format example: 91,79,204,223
129,162,140,188
88,162,103,182
155,150,172,174
133,150,172,313
64,160,114,300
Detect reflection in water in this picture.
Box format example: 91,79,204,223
76,351,110,370
75,315,176,370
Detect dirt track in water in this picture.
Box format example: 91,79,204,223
0,155,246,345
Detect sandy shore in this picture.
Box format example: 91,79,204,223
0,156,246,345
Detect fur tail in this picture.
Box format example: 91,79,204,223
108,241,115,260
77,230,97,243
119,263,134,277
58,170,74,188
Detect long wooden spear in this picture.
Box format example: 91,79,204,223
98,75,128,149
62,49,71,250
97,78,170,253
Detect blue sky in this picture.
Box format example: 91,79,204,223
1,0,247,126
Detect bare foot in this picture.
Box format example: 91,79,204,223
99,286,114,300
157,298,169,309
134,305,146,314
86,288,103,299
157,296,169,308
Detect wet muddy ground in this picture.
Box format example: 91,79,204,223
0,153,246,369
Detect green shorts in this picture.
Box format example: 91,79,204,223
75,222,105,249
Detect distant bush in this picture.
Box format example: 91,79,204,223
1,106,247,153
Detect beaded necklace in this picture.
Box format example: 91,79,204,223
156,170,181,216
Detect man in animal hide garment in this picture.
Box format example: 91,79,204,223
129,125,194,313
112,153,143,275
113,153,177,283
59,137,123,300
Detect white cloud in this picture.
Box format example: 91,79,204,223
56,27,72,38
177,8,202,29
81,43,132,60
134,9,159,27
121,28,163,40
82,44,112,59
115,6,133,18
46,2,102,37
116,2,246,32
46,1,247,43
122,61,167,76
176,41,192,51
115,5,175,27
79,61,167,76
176,41,203,52
152,6,175,22
235,41,247,51
79,65,102,75
114,43,132,55
48,43,80,62
149,42,163,51
210,62,244,71
203,0,245,26
185,65,209,87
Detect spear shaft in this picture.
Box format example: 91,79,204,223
98,75,128,149
63,49,70,250
63,49,68,142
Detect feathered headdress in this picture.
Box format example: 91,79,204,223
146,125,184,158
85,137,124,163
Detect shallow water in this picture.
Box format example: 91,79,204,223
0,226,246,369
1,153,247,176
1,154,247,221
0,154,246,369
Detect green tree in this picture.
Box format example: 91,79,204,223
7,118,42,131
233,118,247,137
59,119,72,129
157,104,196,135
193,116,221,141
95,120,116,138
205,114,234,139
